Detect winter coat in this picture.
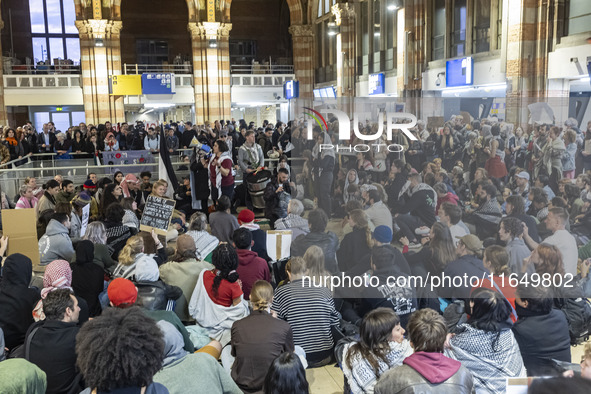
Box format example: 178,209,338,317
291,231,339,274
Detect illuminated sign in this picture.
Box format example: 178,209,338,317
446,57,473,87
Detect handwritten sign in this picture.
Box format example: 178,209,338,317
139,195,176,235
80,204,90,237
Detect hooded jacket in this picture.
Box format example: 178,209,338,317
396,183,437,227
290,230,339,274
0,254,41,350
71,241,104,317
38,219,75,265
235,249,270,300
375,352,475,394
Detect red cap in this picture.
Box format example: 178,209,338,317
107,278,137,307
237,209,255,224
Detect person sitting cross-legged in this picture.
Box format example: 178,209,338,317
233,228,270,300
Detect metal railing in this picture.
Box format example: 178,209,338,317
6,64,81,74
123,64,193,75
230,64,294,74
3,74,82,89
231,74,295,87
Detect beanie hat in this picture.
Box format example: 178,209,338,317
107,278,138,307
72,192,91,207
237,209,255,224
83,180,96,189
372,225,393,244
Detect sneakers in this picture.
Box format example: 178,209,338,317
408,242,422,249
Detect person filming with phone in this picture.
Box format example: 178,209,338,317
264,168,293,228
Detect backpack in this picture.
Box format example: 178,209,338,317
556,295,591,345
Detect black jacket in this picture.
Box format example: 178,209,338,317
190,150,211,200
264,177,292,221
291,231,339,274
37,132,57,152
26,320,83,394
336,226,372,273
0,254,41,351
394,187,437,227
440,254,489,300
384,170,409,210
512,307,571,376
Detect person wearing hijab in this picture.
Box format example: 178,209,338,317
32,259,89,324
312,132,336,216
152,321,241,394
0,359,47,394
72,241,104,317
0,254,41,352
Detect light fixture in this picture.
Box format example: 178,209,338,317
208,39,217,48
327,22,339,36
94,38,104,47
144,103,175,109
387,0,401,11
435,72,445,86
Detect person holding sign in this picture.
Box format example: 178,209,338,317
209,139,235,206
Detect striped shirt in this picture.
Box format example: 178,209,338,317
272,279,340,354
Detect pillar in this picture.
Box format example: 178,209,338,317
334,3,357,98
505,0,551,128
289,24,315,100
75,19,125,125
401,0,428,115
0,15,8,126
188,22,232,124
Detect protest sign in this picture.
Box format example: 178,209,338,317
139,195,176,235
1,209,40,265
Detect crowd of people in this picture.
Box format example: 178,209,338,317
0,113,591,394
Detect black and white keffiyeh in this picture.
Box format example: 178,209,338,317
445,324,526,394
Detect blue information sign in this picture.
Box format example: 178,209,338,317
284,80,299,99
369,73,385,95
446,57,473,87
142,73,176,94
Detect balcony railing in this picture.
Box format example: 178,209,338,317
231,74,295,87
124,64,193,75
4,74,81,88
6,64,81,74
230,64,294,74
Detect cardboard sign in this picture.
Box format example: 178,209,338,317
80,204,90,237
427,116,445,130
266,230,292,261
139,195,176,235
1,208,41,266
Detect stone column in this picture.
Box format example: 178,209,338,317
334,3,356,97
505,0,551,128
401,0,427,114
289,24,315,100
75,19,125,125
189,22,232,124
0,16,8,126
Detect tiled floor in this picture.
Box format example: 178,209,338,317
306,364,344,394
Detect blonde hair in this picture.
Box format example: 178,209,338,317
583,342,591,363
250,280,274,311
288,257,307,276
151,179,168,196
118,236,144,265
303,246,330,288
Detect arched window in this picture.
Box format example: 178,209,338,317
29,0,80,65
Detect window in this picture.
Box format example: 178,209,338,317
318,0,336,17
451,0,467,57
373,0,381,52
568,0,591,36
136,40,169,64
29,0,80,65
473,0,491,53
432,0,446,60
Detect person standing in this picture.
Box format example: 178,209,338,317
238,130,264,209
209,139,235,206
313,132,335,216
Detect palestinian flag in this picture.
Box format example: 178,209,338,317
158,127,178,199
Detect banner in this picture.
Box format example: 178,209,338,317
102,150,155,174
80,204,90,237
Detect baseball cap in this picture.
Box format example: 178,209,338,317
237,209,255,224
108,278,138,307
515,171,530,181
456,234,483,253
372,225,393,244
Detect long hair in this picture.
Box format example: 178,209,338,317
345,308,401,378
83,222,107,244
250,280,274,311
118,236,144,265
303,246,329,287
534,243,565,276
429,222,456,270
100,183,121,213
349,209,373,248
211,243,240,297
483,245,511,276
263,352,309,394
